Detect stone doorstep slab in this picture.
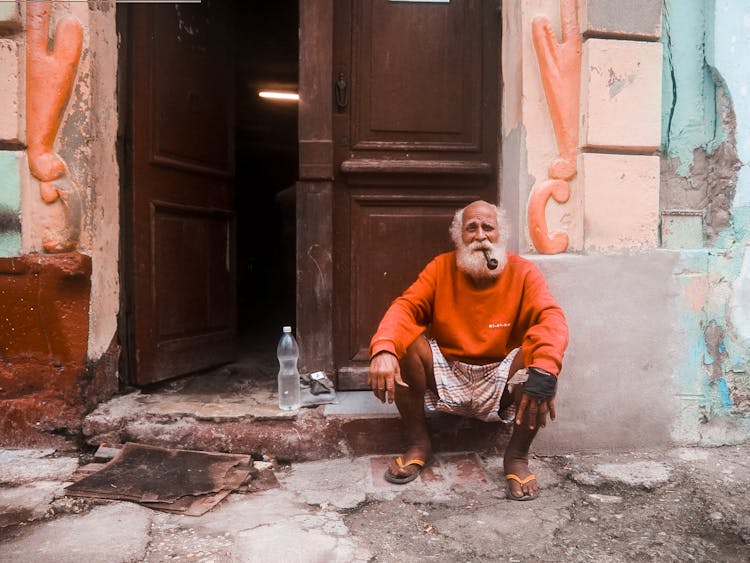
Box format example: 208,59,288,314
83,391,512,462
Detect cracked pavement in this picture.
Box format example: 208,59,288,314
1,445,749,562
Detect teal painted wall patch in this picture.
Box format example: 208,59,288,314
0,151,22,257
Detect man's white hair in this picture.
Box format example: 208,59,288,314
449,201,510,248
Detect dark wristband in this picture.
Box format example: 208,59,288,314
522,367,557,399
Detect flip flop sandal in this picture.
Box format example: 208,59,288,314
505,473,539,501
384,456,427,485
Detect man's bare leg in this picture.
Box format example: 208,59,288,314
388,337,436,480
503,421,540,499
499,353,541,499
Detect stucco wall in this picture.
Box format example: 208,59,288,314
3,1,120,361
503,0,749,450
0,4,21,257
532,253,682,453
0,1,119,445
660,0,750,443
80,2,120,361
502,0,683,452
0,152,21,256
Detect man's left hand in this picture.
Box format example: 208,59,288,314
515,393,556,430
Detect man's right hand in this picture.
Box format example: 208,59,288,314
368,351,408,404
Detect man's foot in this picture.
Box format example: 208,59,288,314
384,447,432,485
503,457,538,500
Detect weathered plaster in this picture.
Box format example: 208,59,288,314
661,211,703,250
581,153,660,251
0,252,92,447
730,245,750,342
581,38,663,151
713,0,750,207
499,126,526,254
661,0,725,175
579,0,662,40
81,2,119,360
532,0,581,182
660,92,739,242
0,38,20,143
660,1,750,443
530,252,681,453
19,2,119,359
500,0,531,253
0,151,21,257
503,0,582,253
527,0,581,255
25,1,83,252
0,1,20,32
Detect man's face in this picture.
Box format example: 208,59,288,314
461,202,500,247
454,201,506,281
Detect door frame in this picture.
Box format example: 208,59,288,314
296,0,336,378
116,5,136,384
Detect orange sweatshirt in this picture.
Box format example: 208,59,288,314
369,251,568,376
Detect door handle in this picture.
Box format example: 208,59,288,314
335,72,348,110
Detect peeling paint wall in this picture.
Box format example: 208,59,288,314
502,1,686,454
0,6,21,257
661,0,750,443
503,0,749,451
0,1,119,445
0,152,21,256
14,2,120,361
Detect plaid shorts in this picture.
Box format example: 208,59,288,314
424,339,523,423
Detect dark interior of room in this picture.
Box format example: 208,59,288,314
235,1,299,359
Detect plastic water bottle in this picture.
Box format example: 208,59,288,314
277,326,301,410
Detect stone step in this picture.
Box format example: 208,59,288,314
82,385,512,462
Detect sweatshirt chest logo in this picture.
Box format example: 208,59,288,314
488,322,511,329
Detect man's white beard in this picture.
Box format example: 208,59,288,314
455,241,507,282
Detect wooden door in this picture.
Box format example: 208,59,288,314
125,0,236,385
333,0,500,388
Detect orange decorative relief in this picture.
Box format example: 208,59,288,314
527,0,582,254
26,1,83,252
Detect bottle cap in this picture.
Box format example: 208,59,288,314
282,326,292,333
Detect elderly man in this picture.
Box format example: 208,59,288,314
368,200,568,500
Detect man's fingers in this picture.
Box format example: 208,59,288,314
394,364,409,388
385,373,395,404
537,400,549,428
368,371,385,403
549,398,556,421
374,388,385,403
515,395,528,425
368,352,402,404
372,377,386,403
527,399,538,430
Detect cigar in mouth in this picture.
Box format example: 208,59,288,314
481,248,498,270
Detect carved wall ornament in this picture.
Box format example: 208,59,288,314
528,0,582,254
26,1,83,253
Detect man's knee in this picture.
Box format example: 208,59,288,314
400,337,435,390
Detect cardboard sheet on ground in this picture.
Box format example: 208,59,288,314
65,443,255,516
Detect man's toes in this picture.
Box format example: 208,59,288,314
509,484,524,498
388,464,415,479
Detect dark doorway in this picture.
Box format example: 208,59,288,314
119,1,299,384
235,1,299,361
